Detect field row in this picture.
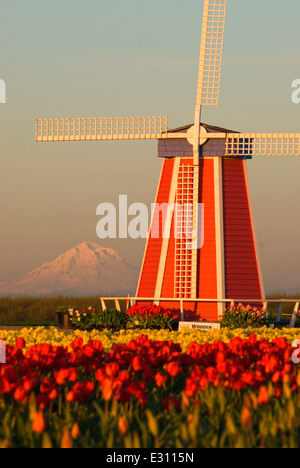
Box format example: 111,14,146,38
0,327,300,448
1,326,300,352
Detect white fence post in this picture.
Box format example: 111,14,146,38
276,303,283,322
180,300,184,321
290,302,300,328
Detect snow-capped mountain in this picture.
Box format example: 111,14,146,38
0,242,139,296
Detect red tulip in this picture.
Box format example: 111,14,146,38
14,386,27,402
166,361,181,377
118,416,129,436
55,369,70,386
105,362,119,378
71,423,81,440
258,386,269,405
131,356,143,372
32,412,46,433
102,378,113,401
15,338,26,350
155,372,167,388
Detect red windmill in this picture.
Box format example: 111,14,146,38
36,0,300,323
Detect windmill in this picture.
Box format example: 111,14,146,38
36,0,300,323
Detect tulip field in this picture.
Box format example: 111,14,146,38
0,326,300,448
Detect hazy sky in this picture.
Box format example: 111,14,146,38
0,0,299,294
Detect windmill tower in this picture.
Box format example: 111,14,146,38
36,0,300,323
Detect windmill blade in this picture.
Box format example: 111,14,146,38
225,133,300,157
36,116,169,142
195,0,227,112
191,0,227,295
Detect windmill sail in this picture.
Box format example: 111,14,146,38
195,0,227,112
193,0,227,160
36,116,169,142
225,133,300,157
189,1,227,300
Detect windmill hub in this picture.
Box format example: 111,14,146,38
187,125,209,147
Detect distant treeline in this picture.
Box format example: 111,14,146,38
0,296,102,325
0,294,298,326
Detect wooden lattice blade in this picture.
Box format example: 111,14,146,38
225,133,300,157
36,116,169,142
195,0,227,111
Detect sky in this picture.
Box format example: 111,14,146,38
0,0,299,295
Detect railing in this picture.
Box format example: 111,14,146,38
99,296,300,328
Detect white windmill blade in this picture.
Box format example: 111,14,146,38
195,0,227,113
225,133,300,157
190,0,228,286
35,116,169,142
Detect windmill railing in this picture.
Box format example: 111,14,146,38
99,297,300,328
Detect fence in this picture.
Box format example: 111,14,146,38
99,297,300,328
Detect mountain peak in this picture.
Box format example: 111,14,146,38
75,241,122,260
0,242,138,297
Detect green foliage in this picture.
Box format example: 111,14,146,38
94,310,128,330
69,307,174,331
126,313,174,330
1,385,300,448
69,308,128,331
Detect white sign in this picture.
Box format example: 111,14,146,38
179,321,221,331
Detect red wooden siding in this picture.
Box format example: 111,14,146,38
193,158,218,321
223,159,263,300
137,158,175,298
160,159,219,321
160,216,176,298
137,155,263,321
